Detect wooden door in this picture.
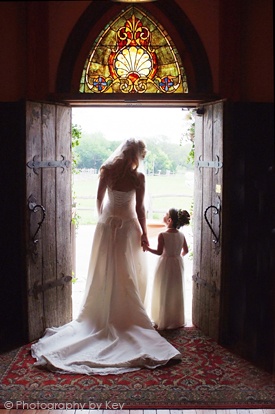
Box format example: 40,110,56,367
192,100,224,341
26,101,72,341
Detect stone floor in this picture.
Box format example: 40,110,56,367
72,224,193,326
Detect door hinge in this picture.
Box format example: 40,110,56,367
196,155,223,174
27,155,71,175
29,274,72,299
192,273,219,295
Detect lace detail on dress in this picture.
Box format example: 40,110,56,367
100,188,136,222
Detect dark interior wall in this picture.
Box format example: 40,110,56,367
221,102,275,373
0,102,27,350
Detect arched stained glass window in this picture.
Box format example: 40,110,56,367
79,6,188,94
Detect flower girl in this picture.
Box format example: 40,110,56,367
144,208,190,330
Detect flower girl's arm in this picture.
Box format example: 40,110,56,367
144,233,164,255
181,236,189,256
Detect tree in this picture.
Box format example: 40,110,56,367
73,132,119,170
72,123,82,172
145,136,192,174
71,123,82,229
73,130,193,173
180,110,195,166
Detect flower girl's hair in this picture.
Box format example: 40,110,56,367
169,208,190,229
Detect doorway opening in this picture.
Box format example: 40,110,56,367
71,106,195,327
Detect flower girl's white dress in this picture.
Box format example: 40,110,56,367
31,188,181,375
151,231,186,330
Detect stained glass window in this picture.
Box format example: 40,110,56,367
79,6,188,94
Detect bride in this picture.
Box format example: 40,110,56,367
31,138,181,375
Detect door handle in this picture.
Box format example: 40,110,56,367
28,195,46,244
204,199,221,244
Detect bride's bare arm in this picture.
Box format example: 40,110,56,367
136,173,149,247
96,175,107,215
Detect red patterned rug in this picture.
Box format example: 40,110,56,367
1,327,274,410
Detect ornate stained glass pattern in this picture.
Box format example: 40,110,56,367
79,6,188,94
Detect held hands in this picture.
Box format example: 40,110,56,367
142,243,150,252
141,233,149,252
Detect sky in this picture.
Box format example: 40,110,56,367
72,107,193,144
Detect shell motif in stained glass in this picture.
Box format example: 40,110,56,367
114,46,153,78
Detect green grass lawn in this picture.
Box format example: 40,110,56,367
72,170,194,225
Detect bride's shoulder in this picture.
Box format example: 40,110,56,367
137,171,145,182
136,172,145,188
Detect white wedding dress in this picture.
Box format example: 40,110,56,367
31,188,181,375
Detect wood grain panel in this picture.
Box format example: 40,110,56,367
25,102,72,341
41,103,58,328
26,101,44,340
192,101,224,341
192,109,203,328
201,103,213,335
55,105,72,325
209,101,223,340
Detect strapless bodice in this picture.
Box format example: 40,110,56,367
100,187,137,222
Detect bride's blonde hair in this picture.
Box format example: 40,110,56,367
99,138,146,187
